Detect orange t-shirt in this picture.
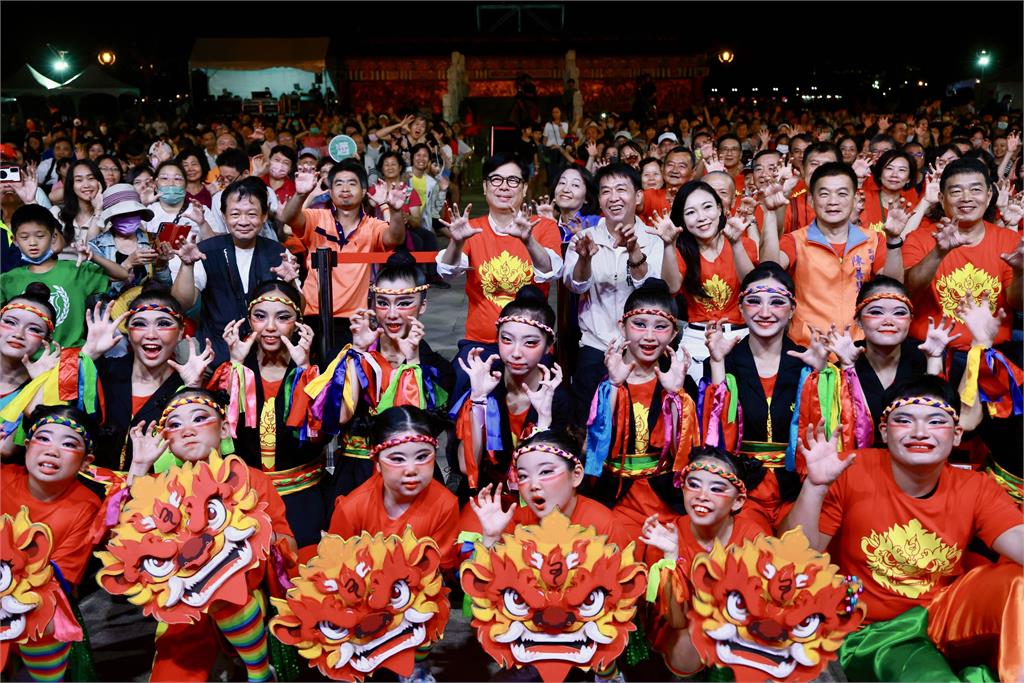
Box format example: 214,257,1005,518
858,188,920,236
819,449,1019,623
458,494,631,552
461,216,561,343
293,209,390,318
328,475,460,570
669,237,758,323
626,377,658,454
638,188,672,226
131,394,149,416
261,377,282,400
759,374,777,399
508,407,529,445
903,222,1019,350
673,514,764,571
2,466,101,585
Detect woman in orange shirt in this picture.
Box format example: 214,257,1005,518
858,149,920,234
650,181,757,386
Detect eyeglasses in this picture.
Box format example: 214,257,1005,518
486,174,524,189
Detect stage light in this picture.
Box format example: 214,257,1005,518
977,51,991,67
98,50,116,66
718,50,734,64
54,59,68,72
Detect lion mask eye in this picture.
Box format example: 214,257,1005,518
317,621,350,641
578,588,606,618
142,556,175,578
206,499,227,531
0,561,11,593
390,579,411,610
791,614,822,638
502,589,529,617
725,591,749,623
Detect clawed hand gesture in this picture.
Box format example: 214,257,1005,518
852,154,872,182
281,322,314,367
506,208,542,242
438,203,481,244
523,363,563,431
83,301,128,359
182,199,207,226
657,345,690,394
724,213,753,243
704,319,740,363
469,484,514,544
295,171,319,195
800,420,854,487
458,347,502,400
918,316,959,358
956,292,1005,348
1000,236,1024,271
168,337,215,388
822,324,863,369
22,340,61,379
605,337,636,386
787,326,829,370
570,231,598,262
932,217,968,254
172,233,206,266
128,420,166,482
269,251,300,283
883,197,912,239
350,308,382,351
223,319,255,363
639,514,679,561
533,195,555,220
396,317,425,363
646,209,683,245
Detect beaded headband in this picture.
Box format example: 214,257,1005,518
0,302,54,333
880,396,959,425
676,460,747,496
855,292,914,317
129,303,184,325
496,315,556,339
621,308,678,325
27,415,92,452
248,294,300,314
738,285,795,303
157,396,227,433
371,284,430,296
512,443,581,467
370,434,439,458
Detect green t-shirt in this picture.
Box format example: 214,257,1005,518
1,260,109,347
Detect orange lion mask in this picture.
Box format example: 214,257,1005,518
270,527,449,681
461,511,647,683
689,529,865,681
0,507,82,669
95,453,273,624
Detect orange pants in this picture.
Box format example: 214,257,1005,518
150,617,223,682
926,560,1024,682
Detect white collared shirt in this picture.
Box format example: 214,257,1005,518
562,216,665,351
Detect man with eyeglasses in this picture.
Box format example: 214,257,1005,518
637,146,695,226
435,154,562,398
717,133,747,196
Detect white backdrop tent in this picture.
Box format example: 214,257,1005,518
189,38,335,97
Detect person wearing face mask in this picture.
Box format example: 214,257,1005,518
260,144,298,205
144,160,217,241
89,184,170,296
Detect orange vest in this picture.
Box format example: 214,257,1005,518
789,222,881,346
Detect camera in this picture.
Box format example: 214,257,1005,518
0,166,21,183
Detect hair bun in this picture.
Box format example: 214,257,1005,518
385,250,417,268
513,284,547,304
22,282,52,301
637,278,670,295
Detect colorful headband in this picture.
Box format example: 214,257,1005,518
675,460,747,496
247,294,301,314
27,415,93,452
129,303,184,325
511,443,581,467
371,284,430,296
156,396,227,433
855,293,914,317
370,434,439,458
880,396,959,425
621,308,678,325
496,315,556,338
738,285,795,303
0,302,54,333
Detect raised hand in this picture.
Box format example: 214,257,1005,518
22,340,61,379
787,327,829,370
995,178,1012,211
570,231,599,262
1000,236,1024,271
281,322,315,367
876,115,891,132
883,197,912,239
469,484,515,545
222,318,256,363
396,317,425,363
918,316,959,358
11,170,39,205
506,208,542,242
182,199,207,226
168,337,215,388
724,214,752,243
639,514,679,561
269,251,300,283
295,170,319,195
250,154,269,179
523,363,563,431
956,292,1005,348
438,203,480,244
457,347,502,400
350,308,382,351
72,239,94,268
823,324,863,369
384,182,412,211
534,195,555,220
646,209,683,245
703,148,725,173
923,168,941,205
656,344,690,394
1000,192,1024,228
172,233,206,266
83,301,128,360
932,217,968,255
128,420,166,482
799,420,853,487
852,155,872,182
704,319,740,363
604,337,636,386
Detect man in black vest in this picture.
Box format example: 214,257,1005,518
170,177,300,365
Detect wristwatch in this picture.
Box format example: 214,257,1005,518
627,252,648,269
886,237,904,249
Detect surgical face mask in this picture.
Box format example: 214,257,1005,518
158,186,186,205
111,214,143,235
20,248,55,265
776,144,790,154
997,121,1008,130
269,161,289,179
310,127,320,135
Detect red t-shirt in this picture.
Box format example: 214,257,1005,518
819,449,1019,623
2,466,101,585
459,494,630,553
626,377,658,455
508,407,529,447
903,222,1019,350
461,216,561,343
328,475,460,570
638,188,672,226
261,378,282,401
669,237,758,323
858,188,920,236
759,374,777,399
673,514,764,570
131,394,149,416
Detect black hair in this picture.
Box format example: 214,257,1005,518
739,261,796,298
409,143,431,160
248,279,302,312
268,144,298,175
882,375,961,418
128,281,185,323
58,159,107,238
623,278,677,318
620,140,644,158
25,403,98,453
789,132,814,147
498,285,556,342
126,164,154,185
12,204,61,234
802,142,840,167
716,133,742,150
370,405,444,445
482,153,528,181
549,166,597,215
664,145,696,168
939,157,992,193
835,134,861,157
95,154,124,183
176,147,211,182
327,159,369,191
376,150,404,178
594,161,641,192
221,176,269,215
855,275,909,311
808,161,857,194
215,148,249,175
515,429,583,469
670,181,726,298
375,250,427,289
4,282,56,329
686,445,760,497
871,149,916,190
160,386,229,417
752,149,782,165
639,156,662,173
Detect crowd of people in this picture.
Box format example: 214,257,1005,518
0,92,1022,683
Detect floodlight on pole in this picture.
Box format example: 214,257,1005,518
977,51,991,67
98,50,116,66
718,50,735,64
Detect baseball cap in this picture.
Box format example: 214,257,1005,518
614,130,632,140
657,132,679,144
